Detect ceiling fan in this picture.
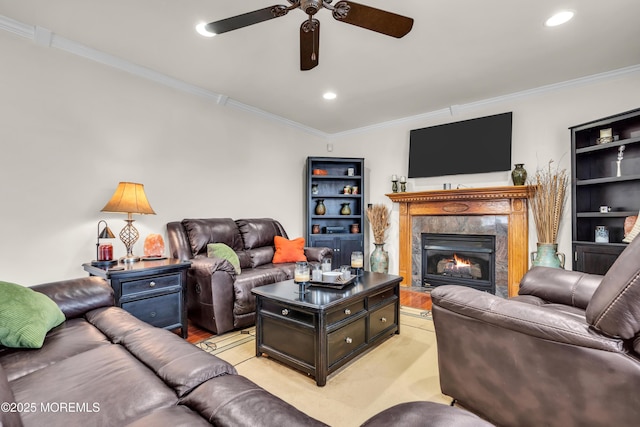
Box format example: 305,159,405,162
202,0,414,70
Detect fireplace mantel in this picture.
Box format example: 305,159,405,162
387,186,534,297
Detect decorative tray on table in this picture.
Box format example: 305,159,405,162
309,275,357,289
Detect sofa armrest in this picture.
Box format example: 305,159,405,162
31,277,114,319
517,266,603,309
431,285,622,351
304,246,333,263
190,256,237,277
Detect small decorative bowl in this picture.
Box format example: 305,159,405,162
322,271,342,283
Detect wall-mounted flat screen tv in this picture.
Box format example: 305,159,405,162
408,112,512,178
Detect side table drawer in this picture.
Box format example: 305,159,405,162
121,273,181,296
369,302,397,339
328,317,366,366
327,299,365,326
122,292,181,328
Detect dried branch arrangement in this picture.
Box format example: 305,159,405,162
366,204,391,245
530,160,569,244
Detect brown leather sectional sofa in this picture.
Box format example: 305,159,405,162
432,233,640,427
167,218,332,335
0,276,327,427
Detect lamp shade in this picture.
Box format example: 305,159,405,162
101,182,156,215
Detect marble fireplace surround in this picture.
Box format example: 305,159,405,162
387,186,534,297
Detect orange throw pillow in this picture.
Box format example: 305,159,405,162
272,236,307,264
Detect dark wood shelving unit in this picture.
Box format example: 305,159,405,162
306,157,365,269
570,107,640,274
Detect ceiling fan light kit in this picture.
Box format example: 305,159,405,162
202,1,414,70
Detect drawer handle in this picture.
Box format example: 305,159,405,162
149,281,156,287
345,337,353,344
381,317,387,323
150,311,157,318
282,309,289,316
344,309,351,315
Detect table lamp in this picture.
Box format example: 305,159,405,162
101,182,156,263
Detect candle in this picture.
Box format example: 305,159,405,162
351,251,364,268
400,176,406,183
391,174,398,181
294,271,310,282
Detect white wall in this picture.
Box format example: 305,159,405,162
328,72,640,274
0,32,327,284
1,29,639,285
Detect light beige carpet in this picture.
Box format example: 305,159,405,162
195,307,450,427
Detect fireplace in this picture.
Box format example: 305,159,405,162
422,233,496,293
387,186,534,297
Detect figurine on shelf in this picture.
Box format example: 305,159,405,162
616,145,626,177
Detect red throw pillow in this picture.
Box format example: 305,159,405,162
272,236,307,264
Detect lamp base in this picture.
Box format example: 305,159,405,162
120,254,141,264
91,259,118,268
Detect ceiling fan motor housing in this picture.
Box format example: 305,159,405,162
300,0,323,15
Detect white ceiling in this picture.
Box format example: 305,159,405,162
2,0,639,135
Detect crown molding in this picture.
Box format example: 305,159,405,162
2,14,639,141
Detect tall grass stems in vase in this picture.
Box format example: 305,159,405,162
529,160,569,268
366,204,390,245
530,160,569,244
367,204,391,273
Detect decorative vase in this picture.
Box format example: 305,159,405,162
530,243,565,269
511,163,527,186
370,243,389,274
340,203,351,215
315,199,326,215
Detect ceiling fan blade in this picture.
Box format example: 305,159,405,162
332,1,413,38
205,5,290,35
300,19,320,71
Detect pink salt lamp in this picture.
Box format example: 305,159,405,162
144,233,165,257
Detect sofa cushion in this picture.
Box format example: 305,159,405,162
182,218,243,255
0,317,110,382
125,406,211,427
10,345,178,427
586,235,640,338
272,236,307,264
179,374,328,427
207,243,241,274
0,363,23,427
236,218,287,250
0,281,65,349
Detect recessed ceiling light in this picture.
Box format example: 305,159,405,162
196,22,216,37
323,92,337,100
545,10,574,27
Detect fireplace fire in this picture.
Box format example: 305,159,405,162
422,233,495,294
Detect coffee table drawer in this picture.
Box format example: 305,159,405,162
121,273,181,296
327,299,365,326
328,317,366,365
261,300,314,326
368,287,396,308
369,302,397,339
262,316,315,365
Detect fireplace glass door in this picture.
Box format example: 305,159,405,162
422,233,495,293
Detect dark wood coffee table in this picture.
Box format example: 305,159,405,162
252,272,402,386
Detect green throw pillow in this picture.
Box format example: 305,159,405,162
0,281,66,349
207,243,241,274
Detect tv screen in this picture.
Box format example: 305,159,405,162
408,112,512,178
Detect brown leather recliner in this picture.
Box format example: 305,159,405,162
167,218,332,335
431,234,640,427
